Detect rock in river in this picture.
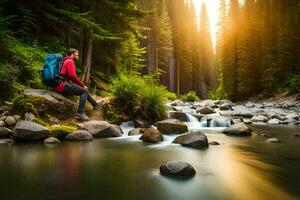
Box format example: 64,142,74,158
128,128,143,136
197,106,215,114
66,130,93,141
251,115,268,123
44,137,61,144
267,118,281,125
160,161,196,178
172,131,209,149
139,128,163,143
222,123,252,136
80,120,123,138
13,120,50,141
0,127,13,139
156,119,188,134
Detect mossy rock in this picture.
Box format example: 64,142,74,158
12,89,77,119
49,124,80,140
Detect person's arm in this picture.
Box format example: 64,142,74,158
65,60,85,88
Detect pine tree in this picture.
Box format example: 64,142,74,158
116,32,146,75
198,3,214,98
157,0,174,90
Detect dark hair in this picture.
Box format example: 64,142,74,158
67,48,79,56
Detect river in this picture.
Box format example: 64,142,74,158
0,123,300,200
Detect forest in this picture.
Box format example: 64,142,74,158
0,0,299,104
0,1,300,199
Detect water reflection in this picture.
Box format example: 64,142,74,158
211,147,296,200
0,125,300,200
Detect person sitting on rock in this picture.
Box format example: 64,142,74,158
54,48,101,120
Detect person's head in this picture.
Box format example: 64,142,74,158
67,48,79,60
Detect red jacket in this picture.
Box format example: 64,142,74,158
54,56,85,92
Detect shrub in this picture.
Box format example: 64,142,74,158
180,91,200,102
108,74,168,122
0,36,46,101
165,91,177,101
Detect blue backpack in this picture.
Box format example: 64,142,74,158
42,54,64,87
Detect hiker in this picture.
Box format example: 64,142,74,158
53,48,101,120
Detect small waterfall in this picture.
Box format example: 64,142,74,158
186,113,199,123
120,121,136,136
200,116,232,127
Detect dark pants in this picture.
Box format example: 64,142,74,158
62,82,98,113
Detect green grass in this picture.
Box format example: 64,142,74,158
107,74,168,122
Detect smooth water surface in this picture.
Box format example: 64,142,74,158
0,125,300,200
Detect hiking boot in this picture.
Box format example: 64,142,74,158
75,112,89,121
93,103,102,110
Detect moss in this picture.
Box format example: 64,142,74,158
33,118,50,127
48,124,80,139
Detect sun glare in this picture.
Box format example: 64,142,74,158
189,0,220,48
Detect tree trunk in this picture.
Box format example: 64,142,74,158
82,29,93,86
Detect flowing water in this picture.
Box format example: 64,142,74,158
0,122,300,200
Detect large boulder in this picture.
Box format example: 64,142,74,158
160,161,196,178
66,130,93,141
222,123,252,136
197,106,215,114
13,120,50,141
156,119,188,134
0,121,5,127
0,127,13,139
172,131,209,149
139,127,163,143
80,120,123,138
22,89,77,119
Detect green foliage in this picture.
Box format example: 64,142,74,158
217,0,300,100
208,71,229,100
165,92,177,101
115,32,146,74
288,74,300,94
102,102,125,125
108,74,168,122
180,91,200,102
11,95,37,116
0,36,46,101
